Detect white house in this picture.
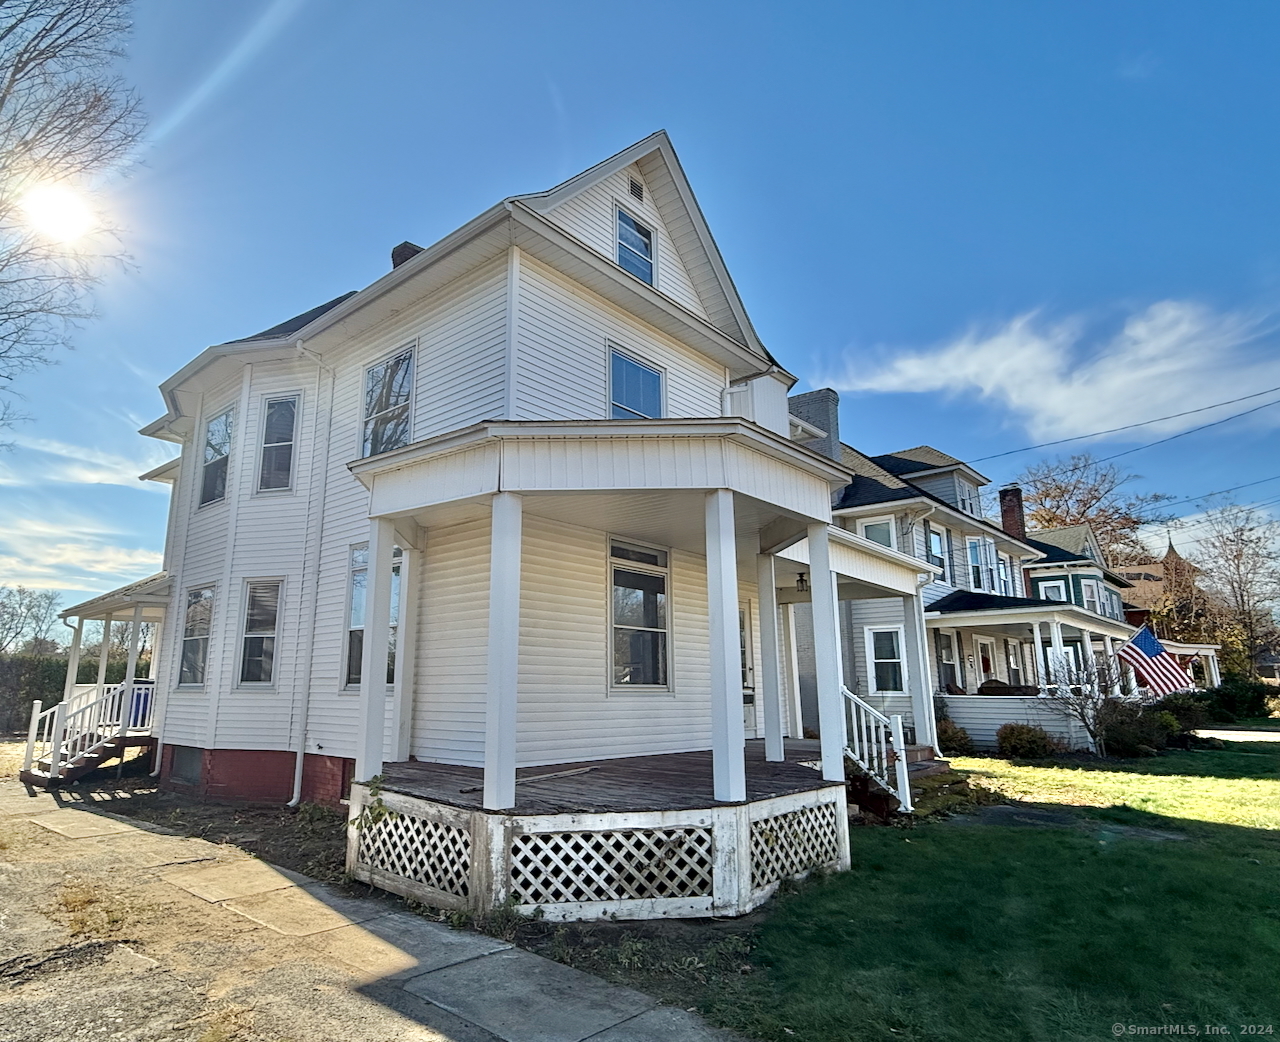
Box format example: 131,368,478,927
26,133,940,920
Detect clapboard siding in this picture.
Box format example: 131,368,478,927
515,257,726,422
542,162,709,319
911,473,958,507
411,519,491,765
512,515,715,765
942,695,1091,751
841,597,907,695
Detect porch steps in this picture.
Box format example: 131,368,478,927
20,735,154,789
846,745,951,817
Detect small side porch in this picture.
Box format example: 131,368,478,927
349,739,847,920
21,573,169,787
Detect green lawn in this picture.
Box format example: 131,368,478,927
693,737,1280,1042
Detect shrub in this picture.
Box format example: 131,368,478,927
1210,675,1274,719
936,718,975,756
996,723,1061,759
1154,691,1212,733
1098,700,1180,757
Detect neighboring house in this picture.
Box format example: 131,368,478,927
25,133,939,921
1119,543,1223,687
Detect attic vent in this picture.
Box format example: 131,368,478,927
629,178,644,202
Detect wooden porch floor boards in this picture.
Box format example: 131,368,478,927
379,739,829,815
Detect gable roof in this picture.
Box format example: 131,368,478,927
1027,524,1097,561
511,131,771,363
870,446,965,476
833,445,922,509
225,291,359,345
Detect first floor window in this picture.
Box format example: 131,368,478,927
935,630,960,690
1005,640,1024,686
739,605,754,691
345,544,402,686
363,348,413,457
258,396,298,491
200,409,233,506
240,581,281,683
868,628,904,692
611,539,668,687
179,587,215,684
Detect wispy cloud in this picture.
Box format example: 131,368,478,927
1117,52,1159,80
5,435,175,491
827,300,1280,442
0,512,162,593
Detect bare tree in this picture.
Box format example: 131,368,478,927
0,0,144,426
1015,452,1173,565
1188,503,1280,677
0,584,61,653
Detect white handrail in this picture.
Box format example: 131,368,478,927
21,679,156,781
841,685,914,813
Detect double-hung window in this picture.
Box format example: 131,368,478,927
997,554,1013,596
616,209,653,284
179,587,215,685
610,540,669,688
1081,579,1101,615
967,537,997,591
610,350,662,419
363,348,413,457
200,409,233,506
858,516,895,550
925,522,949,584
239,581,281,684
867,628,905,693
935,631,960,689
345,544,403,687
258,396,298,491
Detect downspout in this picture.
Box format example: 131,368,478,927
288,339,335,807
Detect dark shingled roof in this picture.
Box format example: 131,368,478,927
927,590,1066,614
833,445,921,509
226,291,359,345
869,445,965,476
1023,537,1084,565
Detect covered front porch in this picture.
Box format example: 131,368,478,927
343,418,877,918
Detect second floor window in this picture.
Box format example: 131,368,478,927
967,537,997,591
616,209,653,284
240,581,281,684
258,396,298,491
1081,579,1101,615
1039,580,1067,602
200,410,233,506
859,517,895,549
179,587,215,685
363,349,413,457
610,350,662,419
925,522,950,584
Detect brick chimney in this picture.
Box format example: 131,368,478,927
999,484,1027,542
391,241,424,268
787,388,840,461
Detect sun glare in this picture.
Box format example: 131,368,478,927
20,184,97,243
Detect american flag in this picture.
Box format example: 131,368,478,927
1117,626,1192,696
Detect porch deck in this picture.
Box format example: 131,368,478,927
379,738,826,816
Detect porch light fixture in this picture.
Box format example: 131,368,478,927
796,572,809,593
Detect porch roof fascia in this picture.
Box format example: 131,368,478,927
347,417,853,489
924,602,1135,638
826,525,942,577
1159,639,1222,655
60,573,171,622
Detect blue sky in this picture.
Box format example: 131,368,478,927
5,0,1280,605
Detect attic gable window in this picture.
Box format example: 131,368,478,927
616,209,653,284
363,348,413,457
200,409,233,506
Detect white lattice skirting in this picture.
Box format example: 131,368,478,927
347,784,850,921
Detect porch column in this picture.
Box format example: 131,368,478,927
1049,619,1068,690
901,591,937,750
147,622,162,679
807,523,847,783
123,606,144,686
95,613,114,698
1206,652,1222,688
781,603,805,738
355,517,397,784
1031,621,1047,687
756,553,785,762
483,492,523,810
61,618,84,702
1103,634,1121,695
707,490,746,802
1080,627,1098,694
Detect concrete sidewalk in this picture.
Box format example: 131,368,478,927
0,781,740,1042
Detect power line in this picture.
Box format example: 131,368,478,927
1078,396,1280,470
967,383,1280,464
1159,473,1280,510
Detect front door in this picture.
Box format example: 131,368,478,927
741,604,757,736
975,637,998,684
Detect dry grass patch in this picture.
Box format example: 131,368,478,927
52,879,136,938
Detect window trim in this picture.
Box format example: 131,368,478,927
865,625,907,694
198,406,235,509
607,535,673,695
237,578,284,688
361,343,416,459
177,585,216,688
342,542,403,692
615,203,656,286
608,346,666,420
255,392,301,495
857,515,897,551
1038,579,1068,603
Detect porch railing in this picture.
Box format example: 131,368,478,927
22,679,155,781
842,686,913,813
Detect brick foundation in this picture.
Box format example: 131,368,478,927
159,746,354,806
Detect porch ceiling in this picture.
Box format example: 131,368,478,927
926,606,1133,639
